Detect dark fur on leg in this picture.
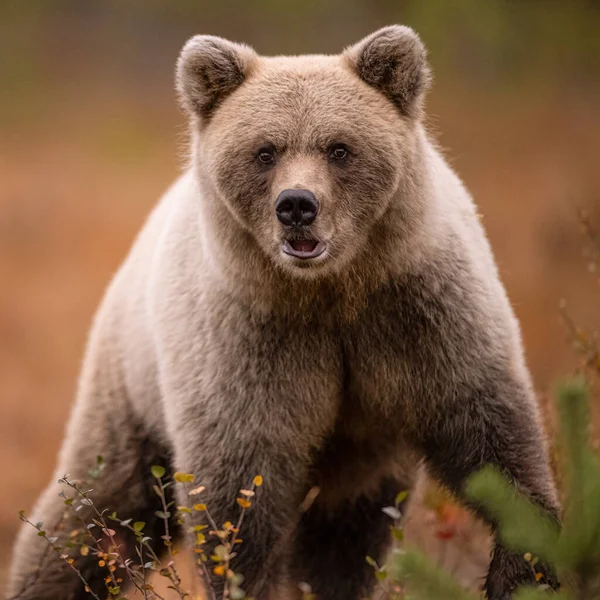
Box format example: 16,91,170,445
290,478,405,600
484,545,558,600
8,433,178,600
420,376,560,599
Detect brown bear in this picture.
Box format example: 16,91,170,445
8,25,559,600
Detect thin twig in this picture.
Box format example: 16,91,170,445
20,514,102,600
155,476,187,599
60,477,153,598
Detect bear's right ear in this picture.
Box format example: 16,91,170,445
176,35,257,122
344,25,431,119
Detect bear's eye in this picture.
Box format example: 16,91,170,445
330,144,349,161
257,147,275,165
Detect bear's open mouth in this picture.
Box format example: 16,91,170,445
282,238,326,259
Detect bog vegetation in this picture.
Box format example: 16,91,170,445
14,381,600,600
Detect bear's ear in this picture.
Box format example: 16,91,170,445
176,35,257,122
344,25,431,119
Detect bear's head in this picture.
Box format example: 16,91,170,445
177,26,432,280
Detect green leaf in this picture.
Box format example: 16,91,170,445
514,588,572,600
391,550,478,600
133,521,146,532
391,526,404,542
375,570,388,581
466,467,560,563
365,555,377,568
155,511,171,520
151,465,166,479
382,506,401,520
395,491,409,505
555,379,600,568
230,587,245,600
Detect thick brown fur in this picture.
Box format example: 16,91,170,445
9,26,559,600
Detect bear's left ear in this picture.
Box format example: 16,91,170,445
344,25,432,119
176,35,258,122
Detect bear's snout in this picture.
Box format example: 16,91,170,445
275,189,319,227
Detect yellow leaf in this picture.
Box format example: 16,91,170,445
80,545,89,556
213,565,225,576
237,498,251,509
98,560,106,567
535,572,544,582
174,472,195,483
223,521,233,530
193,503,207,511
253,475,263,487
66,558,74,565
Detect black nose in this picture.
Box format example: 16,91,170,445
275,189,319,227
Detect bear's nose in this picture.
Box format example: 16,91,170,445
275,189,319,227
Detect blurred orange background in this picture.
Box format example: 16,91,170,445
1,0,599,589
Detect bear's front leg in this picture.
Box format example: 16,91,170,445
158,312,342,600
419,373,560,599
173,432,317,599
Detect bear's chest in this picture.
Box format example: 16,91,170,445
337,279,455,434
